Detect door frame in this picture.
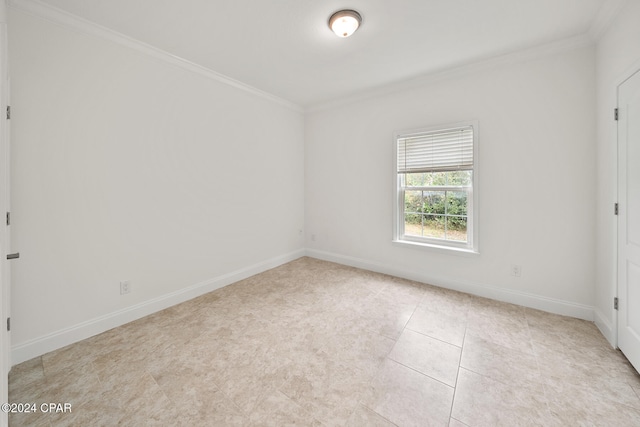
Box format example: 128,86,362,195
0,1,9,426
616,63,640,354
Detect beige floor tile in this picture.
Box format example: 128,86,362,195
311,324,396,377
180,326,296,414
39,363,104,410
468,297,526,322
529,322,612,363
420,286,472,318
40,341,98,377
608,351,640,386
7,374,49,405
466,313,534,355
5,396,58,427
249,391,323,426
525,307,598,339
99,370,164,411
8,411,52,427
452,368,552,427
376,278,426,305
92,335,176,382
406,306,467,347
448,418,469,427
460,334,541,387
388,329,461,386
151,360,247,423
346,404,397,427
538,353,640,411
280,356,370,426
218,360,295,414
46,395,122,427
356,295,418,340
113,373,180,425
547,385,640,426
8,357,44,395
362,359,454,427
528,327,573,357
563,341,632,372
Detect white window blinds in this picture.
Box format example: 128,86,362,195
397,126,474,174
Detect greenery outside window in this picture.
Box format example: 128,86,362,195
394,122,478,252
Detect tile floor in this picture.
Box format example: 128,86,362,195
8,257,640,426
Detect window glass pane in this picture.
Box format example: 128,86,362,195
427,172,447,186
423,215,445,239
446,217,467,242
405,191,422,213
446,171,472,186
404,214,423,237
446,191,467,216
405,173,427,187
404,171,472,188
423,191,445,215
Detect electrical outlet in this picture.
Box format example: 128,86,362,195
311,234,316,242
510,265,522,277
120,280,131,295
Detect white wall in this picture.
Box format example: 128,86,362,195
9,9,305,363
594,0,640,345
305,45,597,318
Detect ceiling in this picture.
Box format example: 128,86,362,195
29,0,621,108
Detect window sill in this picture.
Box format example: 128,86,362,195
392,239,479,257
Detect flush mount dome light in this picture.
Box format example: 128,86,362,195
329,9,362,38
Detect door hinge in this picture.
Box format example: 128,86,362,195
6,212,9,226
6,317,9,332
614,297,619,310
6,105,10,120
615,108,619,121
615,203,619,215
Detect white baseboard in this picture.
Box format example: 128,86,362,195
11,249,306,365
306,249,595,322
595,308,617,348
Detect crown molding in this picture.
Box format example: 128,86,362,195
8,0,303,113
588,0,629,41
305,33,594,113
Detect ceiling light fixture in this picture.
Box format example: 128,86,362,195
329,9,362,38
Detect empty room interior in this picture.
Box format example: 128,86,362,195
2,0,640,425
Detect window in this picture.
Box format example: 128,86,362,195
394,122,478,252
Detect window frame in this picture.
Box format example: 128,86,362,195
393,121,479,254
